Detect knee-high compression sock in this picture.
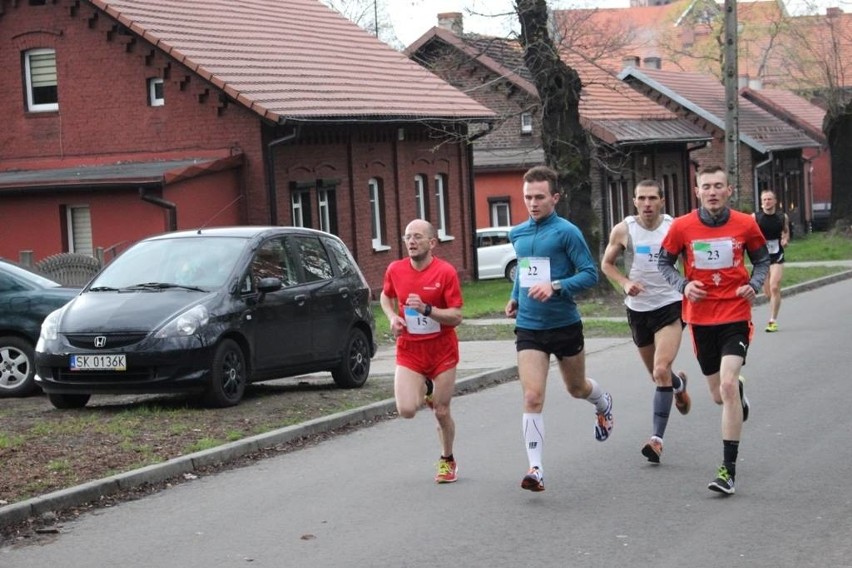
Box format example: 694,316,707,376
653,386,674,439
522,412,544,472
670,372,684,392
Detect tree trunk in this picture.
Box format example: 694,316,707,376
826,98,852,228
514,0,609,295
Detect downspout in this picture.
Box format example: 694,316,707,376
466,122,495,281
266,125,300,226
139,188,177,232
753,152,773,212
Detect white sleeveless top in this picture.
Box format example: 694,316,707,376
623,214,682,312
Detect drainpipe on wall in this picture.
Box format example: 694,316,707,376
139,188,177,232
466,122,495,281
685,141,709,209
266,125,300,226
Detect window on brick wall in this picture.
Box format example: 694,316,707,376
520,112,533,135
414,174,429,220
24,48,58,112
369,177,389,250
291,190,312,228
148,78,164,107
489,199,511,227
66,205,93,256
435,173,453,241
317,185,338,235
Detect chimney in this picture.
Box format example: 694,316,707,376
738,74,750,89
826,7,842,17
437,12,463,35
748,77,763,90
622,56,641,68
643,56,662,70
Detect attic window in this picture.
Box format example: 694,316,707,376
24,48,58,112
520,112,533,135
148,78,164,106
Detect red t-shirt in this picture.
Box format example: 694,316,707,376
381,256,463,341
661,209,766,325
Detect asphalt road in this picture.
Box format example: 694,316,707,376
2,278,852,567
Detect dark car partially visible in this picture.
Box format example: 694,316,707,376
0,259,79,397
35,227,376,409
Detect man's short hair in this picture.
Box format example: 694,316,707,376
523,165,558,195
696,165,726,179
635,179,663,198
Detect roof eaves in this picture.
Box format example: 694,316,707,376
408,28,539,99
617,68,769,153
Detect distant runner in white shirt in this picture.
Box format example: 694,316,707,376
601,179,691,464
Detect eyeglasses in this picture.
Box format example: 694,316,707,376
402,234,430,242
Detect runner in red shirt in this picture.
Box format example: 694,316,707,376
658,165,769,496
380,219,463,484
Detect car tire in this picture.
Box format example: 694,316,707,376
47,393,91,409
0,336,39,398
331,327,371,389
203,339,247,407
505,260,517,283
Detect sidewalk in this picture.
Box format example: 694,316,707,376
3,262,851,527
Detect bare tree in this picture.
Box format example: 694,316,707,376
320,0,401,47
779,9,852,225
513,0,604,285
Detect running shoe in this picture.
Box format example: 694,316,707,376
521,466,545,492
708,465,736,495
424,378,434,410
435,458,457,483
739,376,750,422
594,392,614,442
674,371,691,415
641,437,663,464
765,321,778,332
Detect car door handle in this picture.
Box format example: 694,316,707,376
294,294,307,305
338,286,350,298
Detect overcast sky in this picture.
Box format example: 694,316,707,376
386,0,851,46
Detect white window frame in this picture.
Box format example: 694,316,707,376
24,48,58,112
435,174,453,241
368,178,390,251
520,112,533,134
414,175,427,219
318,188,332,233
66,205,93,255
490,201,511,227
291,192,307,227
148,78,164,107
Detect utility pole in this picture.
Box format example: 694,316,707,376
723,0,740,206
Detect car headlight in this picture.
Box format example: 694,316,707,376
154,305,210,338
37,307,64,348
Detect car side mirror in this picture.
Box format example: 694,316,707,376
257,277,283,294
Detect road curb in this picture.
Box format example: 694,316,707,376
3,270,850,528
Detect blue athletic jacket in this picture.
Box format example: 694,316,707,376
509,211,598,330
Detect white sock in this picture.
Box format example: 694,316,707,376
586,378,608,413
522,412,544,473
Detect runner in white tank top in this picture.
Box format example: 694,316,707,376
601,180,690,464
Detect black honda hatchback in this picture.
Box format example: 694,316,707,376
35,227,376,409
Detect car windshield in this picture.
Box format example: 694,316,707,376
89,236,248,291
0,260,62,288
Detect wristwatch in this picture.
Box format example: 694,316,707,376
551,280,562,292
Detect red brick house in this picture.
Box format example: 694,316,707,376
0,0,493,291
618,67,822,234
740,87,832,230
406,14,710,241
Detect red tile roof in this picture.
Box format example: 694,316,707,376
91,0,494,122
740,87,827,144
619,67,822,152
408,29,708,145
